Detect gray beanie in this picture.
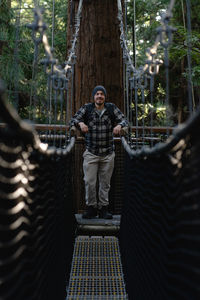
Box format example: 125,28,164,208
92,85,107,99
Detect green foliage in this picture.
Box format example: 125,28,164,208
0,0,68,121
1,0,200,125
127,0,169,65
126,0,200,124
131,101,164,125
191,66,200,87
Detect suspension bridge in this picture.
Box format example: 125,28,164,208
0,0,200,299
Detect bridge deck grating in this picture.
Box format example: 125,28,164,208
66,236,128,299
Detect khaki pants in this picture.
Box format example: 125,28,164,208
83,150,115,208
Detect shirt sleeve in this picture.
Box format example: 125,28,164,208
70,105,87,127
113,105,129,128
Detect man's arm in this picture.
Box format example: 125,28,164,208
78,122,88,133
70,105,88,133
113,124,122,135
112,105,129,135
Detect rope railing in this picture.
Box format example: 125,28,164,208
27,0,83,81
26,0,83,149
0,79,75,300
117,0,177,147
0,80,75,156
118,3,200,299
116,0,198,158
121,104,200,158
117,0,176,78
120,100,200,300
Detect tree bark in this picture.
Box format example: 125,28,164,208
67,0,124,115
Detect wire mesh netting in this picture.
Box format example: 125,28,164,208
120,110,200,299
0,83,75,300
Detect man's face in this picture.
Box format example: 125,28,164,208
94,90,105,107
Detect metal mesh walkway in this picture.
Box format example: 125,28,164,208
66,236,128,299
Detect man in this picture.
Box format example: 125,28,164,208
71,85,128,219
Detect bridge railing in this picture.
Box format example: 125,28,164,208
29,124,173,215
0,82,75,300
120,107,200,299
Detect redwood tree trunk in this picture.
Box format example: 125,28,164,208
67,0,124,115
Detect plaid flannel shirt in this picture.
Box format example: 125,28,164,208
71,103,128,156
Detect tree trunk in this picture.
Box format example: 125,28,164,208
67,0,124,115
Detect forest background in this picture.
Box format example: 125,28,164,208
0,0,200,126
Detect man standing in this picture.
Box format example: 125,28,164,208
71,85,128,219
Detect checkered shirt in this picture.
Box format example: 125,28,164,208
71,103,128,156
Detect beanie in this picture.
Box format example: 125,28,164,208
92,85,107,99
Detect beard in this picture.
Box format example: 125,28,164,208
96,101,103,106
96,97,104,103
